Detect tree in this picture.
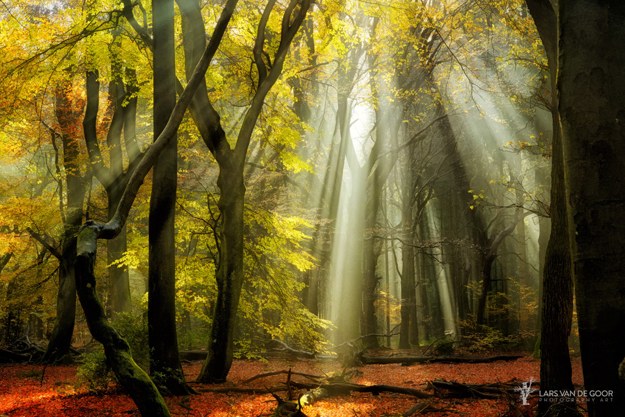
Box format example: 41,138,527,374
558,1,625,415
147,0,189,395
42,80,86,363
173,0,312,383
72,2,239,413
83,67,141,316
525,1,577,416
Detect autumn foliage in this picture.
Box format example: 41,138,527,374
0,357,584,417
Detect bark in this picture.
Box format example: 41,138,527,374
526,2,578,416
75,227,170,417
43,238,77,363
198,168,245,383
148,0,188,395
44,82,86,363
559,1,625,415
0,253,11,273
399,235,417,349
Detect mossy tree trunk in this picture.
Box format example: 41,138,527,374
75,227,170,417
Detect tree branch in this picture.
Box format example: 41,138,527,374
254,0,276,85
26,228,62,259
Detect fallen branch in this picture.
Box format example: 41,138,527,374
401,401,442,416
192,385,284,394
0,349,29,363
290,381,433,399
360,354,523,365
429,379,531,399
267,339,316,359
243,369,325,385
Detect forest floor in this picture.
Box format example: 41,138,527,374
0,355,584,417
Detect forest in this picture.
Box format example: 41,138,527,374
1,0,624,416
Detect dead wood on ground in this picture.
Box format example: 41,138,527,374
360,354,523,365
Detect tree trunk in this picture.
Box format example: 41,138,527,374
44,82,85,363
176,0,310,382
197,167,245,383
106,73,132,315
148,0,188,395
43,239,77,363
525,2,578,416
559,1,625,415
399,237,417,349
476,219,523,326
83,69,135,316
76,227,170,417
538,113,576,416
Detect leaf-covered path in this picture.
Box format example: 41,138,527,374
0,356,583,417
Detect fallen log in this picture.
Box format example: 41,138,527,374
192,385,284,394
290,381,433,399
429,379,531,399
0,349,29,363
360,354,523,365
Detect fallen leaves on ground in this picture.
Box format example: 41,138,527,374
0,356,583,417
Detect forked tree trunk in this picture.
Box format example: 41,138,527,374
175,0,311,383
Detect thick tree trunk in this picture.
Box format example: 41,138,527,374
106,75,132,315
476,221,521,326
525,2,578,415
177,0,310,382
538,114,576,416
64,7,229,413
148,0,188,395
476,254,495,326
559,2,625,415
83,70,133,316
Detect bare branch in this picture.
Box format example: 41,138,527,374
26,227,61,259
